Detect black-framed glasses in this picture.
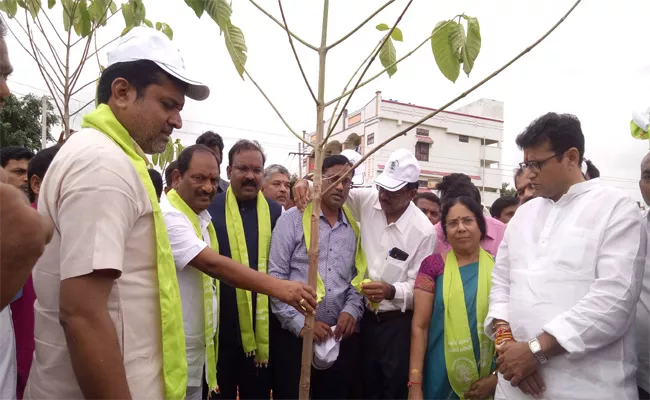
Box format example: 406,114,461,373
232,165,264,176
519,153,559,174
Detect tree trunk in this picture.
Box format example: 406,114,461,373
299,1,329,399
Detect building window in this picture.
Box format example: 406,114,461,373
416,128,429,136
367,133,374,145
415,142,430,162
459,135,469,143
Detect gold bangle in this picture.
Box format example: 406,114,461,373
409,369,422,375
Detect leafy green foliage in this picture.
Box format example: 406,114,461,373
0,0,19,18
431,16,482,83
156,21,173,40
501,182,517,197
149,138,184,172
184,0,203,18
203,0,247,79
0,94,59,151
379,38,397,77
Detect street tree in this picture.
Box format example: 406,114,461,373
0,0,173,138
501,182,517,197
184,0,583,396
0,93,59,151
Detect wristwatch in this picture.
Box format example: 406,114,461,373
528,338,548,364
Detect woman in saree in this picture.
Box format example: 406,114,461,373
408,196,498,400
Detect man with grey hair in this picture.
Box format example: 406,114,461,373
261,164,290,209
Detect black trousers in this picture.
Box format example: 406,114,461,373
361,309,413,400
640,386,650,400
270,314,360,400
213,339,271,400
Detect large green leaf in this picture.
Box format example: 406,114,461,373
205,0,231,33
448,21,465,55
26,0,41,19
431,20,460,83
2,0,19,18
376,23,389,31
130,0,145,25
461,16,481,76
379,37,397,77
143,18,152,27
224,21,247,79
73,0,90,36
391,27,403,42
184,0,204,18
47,0,54,8
108,0,116,14
152,153,159,166
158,22,173,40
61,0,74,32
163,139,174,166
121,2,134,27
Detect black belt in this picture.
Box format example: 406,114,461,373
364,309,413,323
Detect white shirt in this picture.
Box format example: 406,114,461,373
160,197,218,388
27,127,164,399
0,307,16,400
637,209,650,393
485,179,646,400
345,188,436,312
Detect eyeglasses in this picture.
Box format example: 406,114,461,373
446,216,477,229
323,175,353,188
519,153,559,174
232,165,264,176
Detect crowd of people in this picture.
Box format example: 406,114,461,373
2,18,650,400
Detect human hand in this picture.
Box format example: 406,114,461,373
464,374,498,399
517,370,545,398
361,281,392,303
497,341,538,387
333,312,356,341
277,280,317,315
292,179,310,211
313,321,332,344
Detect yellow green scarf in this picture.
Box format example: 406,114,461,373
301,202,368,301
166,189,220,393
223,186,271,365
443,248,495,399
82,104,186,399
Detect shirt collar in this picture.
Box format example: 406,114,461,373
319,208,348,226
556,178,601,204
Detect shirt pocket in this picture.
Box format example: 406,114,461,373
551,228,599,276
379,256,408,284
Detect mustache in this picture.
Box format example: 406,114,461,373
242,180,257,187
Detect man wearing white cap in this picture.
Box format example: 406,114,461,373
26,27,210,400
294,148,436,398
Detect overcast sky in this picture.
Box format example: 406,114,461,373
5,0,649,202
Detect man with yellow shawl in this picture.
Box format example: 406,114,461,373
206,139,284,399
26,27,205,399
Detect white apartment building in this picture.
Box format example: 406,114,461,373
305,92,505,205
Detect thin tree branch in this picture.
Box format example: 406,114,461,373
39,1,67,46
14,16,66,88
321,0,414,146
70,98,95,117
84,35,120,63
326,0,395,50
249,0,318,51
278,0,317,103
324,40,382,141
69,34,94,90
325,19,455,107
71,77,98,97
322,0,584,196
70,4,120,48
31,6,67,73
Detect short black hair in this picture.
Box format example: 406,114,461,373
228,139,265,166
27,145,60,203
177,144,218,176
405,182,420,191
148,169,163,200
96,60,187,105
441,196,486,241
322,154,354,177
0,146,35,168
196,131,225,153
165,159,178,188
490,196,519,219
515,112,585,164
413,192,441,206
585,159,600,179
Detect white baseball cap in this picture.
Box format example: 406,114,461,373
340,149,365,186
107,27,210,101
374,149,421,191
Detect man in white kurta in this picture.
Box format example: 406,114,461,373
485,112,646,400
